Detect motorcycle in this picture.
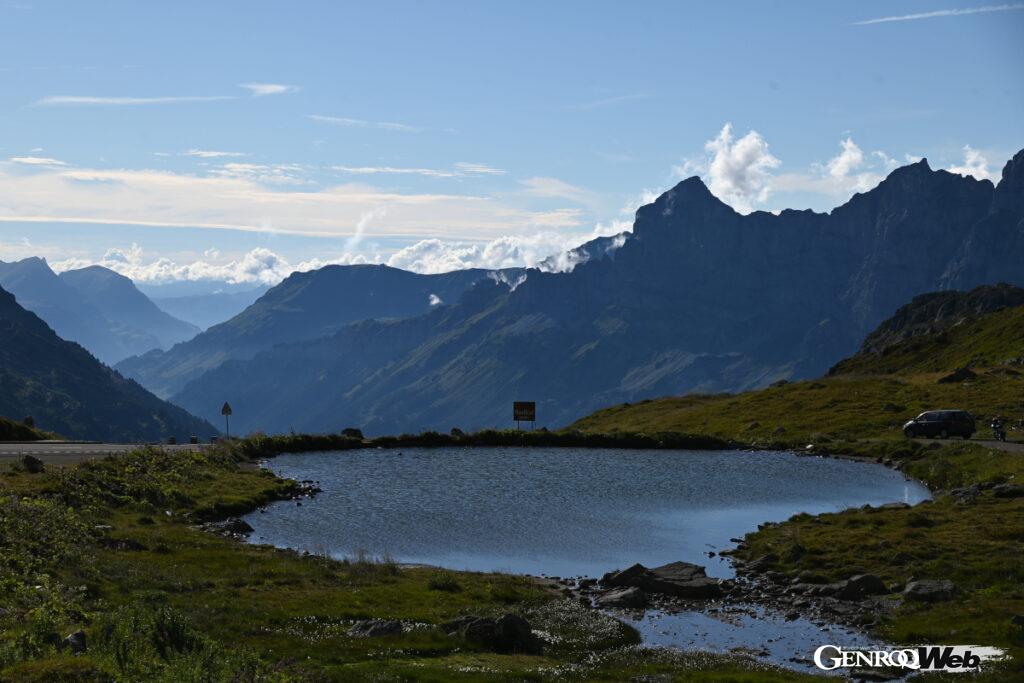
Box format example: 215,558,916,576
991,420,1007,442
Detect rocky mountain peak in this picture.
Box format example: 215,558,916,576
993,148,1024,215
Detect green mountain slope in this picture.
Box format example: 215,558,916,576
571,291,1024,444
0,285,216,442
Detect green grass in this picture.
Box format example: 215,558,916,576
830,304,1024,375
570,371,1024,447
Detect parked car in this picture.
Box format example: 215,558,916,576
903,410,975,439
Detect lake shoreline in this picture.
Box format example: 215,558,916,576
244,442,930,673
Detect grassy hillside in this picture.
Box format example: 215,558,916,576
0,415,51,441
572,304,1024,445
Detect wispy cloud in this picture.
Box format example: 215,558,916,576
453,162,505,175
35,95,234,106
333,165,457,178
307,114,421,132
0,163,582,240
183,149,246,158
239,82,299,97
7,155,68,167
332,162,505,179
520,177,594,204
563,93,649,111
853,3,1024,25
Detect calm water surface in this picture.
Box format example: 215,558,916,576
246,447,929,578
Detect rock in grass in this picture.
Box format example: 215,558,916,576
21,454,45,474
837,574,888,601
596,587,647,608
903,579,958,602
937,367,977,384
62,630,86,653
348,619,403,637
442,614,542,654
992,484,1024,499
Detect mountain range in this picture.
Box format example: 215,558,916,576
115,264,519,398
0,284,215,441
141,150,1024,436
0,258,199,364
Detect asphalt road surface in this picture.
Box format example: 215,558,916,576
0,441,212,465
911,437,1024,453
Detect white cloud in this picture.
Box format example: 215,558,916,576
239,82,299,97
428,293,443,306
184,149,246,158
826,138,865,178
0,163,582,240
35,95,234,106
854,3,1024,25
385,216,629,275
947,145,996,181
51,244,298,285
772,137,886,198
676,128,901,210
676,124,780,213
7,155,68,167
307,114,421,132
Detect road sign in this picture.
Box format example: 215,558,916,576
513,401,536,422
221,402,232,438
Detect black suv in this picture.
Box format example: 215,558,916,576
903,410,975,439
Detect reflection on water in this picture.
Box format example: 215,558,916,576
626,606,881,676
246,447,929,578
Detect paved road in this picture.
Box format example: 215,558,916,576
0,441,212,465
912,437,1024,454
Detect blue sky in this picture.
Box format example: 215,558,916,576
1,1,1022,283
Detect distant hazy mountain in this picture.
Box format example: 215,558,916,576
149,288,268,330
139,281,270,330
59,266,200,347
0,259,198,364
173,150,1024,435
117,264,514,398
0,285,215,441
